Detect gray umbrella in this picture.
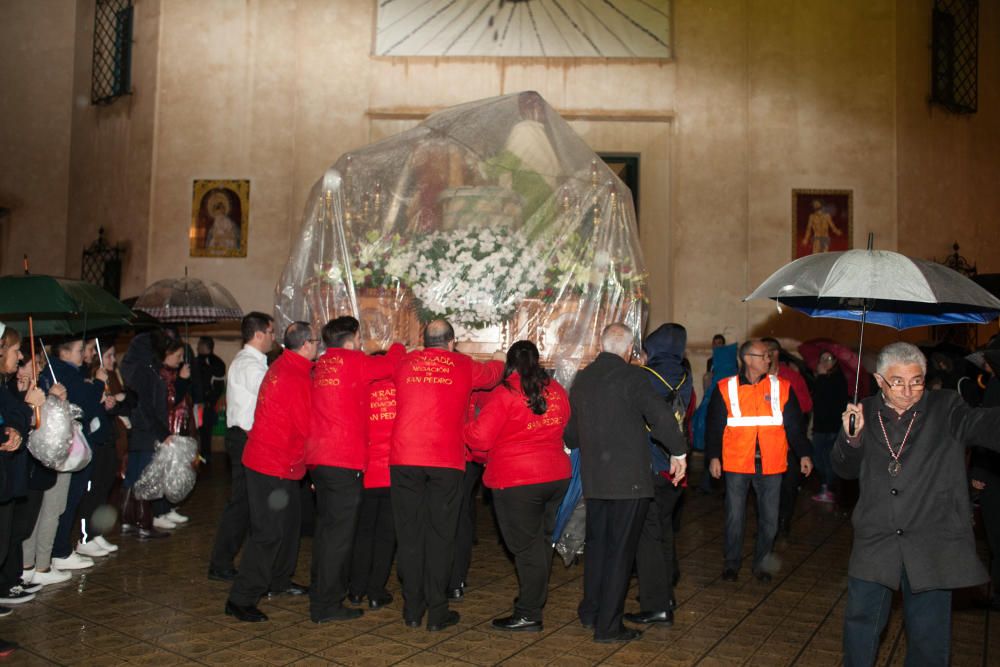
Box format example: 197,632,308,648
746,235,1000,432
134,274,243,324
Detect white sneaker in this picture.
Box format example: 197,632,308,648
19,579,42,594
29,568,71,585
75,541,110,558
94,536,119,553
152,516,177,530
165,509,189,524
50,553,95,570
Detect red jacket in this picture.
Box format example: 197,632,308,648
779,362,813,414
390,349,503,471
463,374,572,489
365,379,396,489
242,350,313,480
307,343,404,470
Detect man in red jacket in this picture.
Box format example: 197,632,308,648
306,316,404,624
390,319,503,631
225,322,319,623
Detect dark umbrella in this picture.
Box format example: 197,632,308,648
799,338,872,399
133,271,243,361
746,235,1000,433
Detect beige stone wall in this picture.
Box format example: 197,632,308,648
896,0,1000,273
0,0,77,276
64,0,161,298
6,0,999,367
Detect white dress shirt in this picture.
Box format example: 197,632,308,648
226,344,268,431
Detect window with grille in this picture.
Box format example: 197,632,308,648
91,0,134,105
930,0,978,114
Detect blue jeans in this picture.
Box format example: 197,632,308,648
811,431,838,488
723,469,781,571
843,571,951,667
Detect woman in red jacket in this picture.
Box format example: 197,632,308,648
463,340,571,633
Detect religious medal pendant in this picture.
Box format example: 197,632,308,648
888,460,901,477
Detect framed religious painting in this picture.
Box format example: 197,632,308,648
792,189,852,260
190,179,249,258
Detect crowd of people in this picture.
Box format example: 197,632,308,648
0,323,226,656
2,313,1000,664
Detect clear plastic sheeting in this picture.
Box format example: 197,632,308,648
133,435,199,503
276,92,647,384
27,397,92,472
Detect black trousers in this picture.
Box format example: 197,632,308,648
390,465,463,626
778,450,801,534
198,405,218,464
52,459,93,559
449,461,483,589
635,476,683,611
0,500,12,583
578,497,649,640
493,478,569,621
0,491,44,590
309,465,363,618
209,428,249,571
77,444,118,542
228,469,301,606
349,486,396,599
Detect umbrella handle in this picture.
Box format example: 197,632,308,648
849,413,856,437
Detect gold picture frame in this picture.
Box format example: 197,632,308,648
190,179,249,258
792,189,852,260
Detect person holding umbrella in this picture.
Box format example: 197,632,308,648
836,342,1000,666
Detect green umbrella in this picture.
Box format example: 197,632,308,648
0,274,134,336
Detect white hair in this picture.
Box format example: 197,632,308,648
600,323,633,356
876,342,927,376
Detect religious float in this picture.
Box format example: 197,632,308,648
275,92,646,384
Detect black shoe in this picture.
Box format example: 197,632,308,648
120,523,137,535
225,600,268,622
624,610,673,626
368,593,393,610
347,593,364,605
312,605,363,623
491,615,542,632
447,587,464,601
595,627,642,643
137,527,169,540
208,567,238,582
722,568,738,582
753,570,773,584
427,610,460,632
268,582,308,596
580,618,595,630
0,606,12,618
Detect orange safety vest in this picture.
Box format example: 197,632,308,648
719,374,791,475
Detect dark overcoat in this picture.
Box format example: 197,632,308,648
564,352,686,500
832,389,1000,592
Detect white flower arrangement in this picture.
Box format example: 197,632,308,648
394,227,546,329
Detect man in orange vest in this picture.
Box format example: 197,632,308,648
705,339,812,582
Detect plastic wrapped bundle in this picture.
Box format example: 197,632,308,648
27,397,91,472
276,92,647,386
162,435,198,503
133,435,199,502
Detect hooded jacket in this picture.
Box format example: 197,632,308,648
643,323,693,408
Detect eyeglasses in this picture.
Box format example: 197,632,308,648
877,374,925,390
744,353,768,359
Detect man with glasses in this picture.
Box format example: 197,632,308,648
706,339,812,583
209,312,276,582
836,342,1000,666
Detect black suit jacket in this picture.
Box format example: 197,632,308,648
565,352,686,500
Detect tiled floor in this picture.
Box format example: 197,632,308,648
1,454,996,665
